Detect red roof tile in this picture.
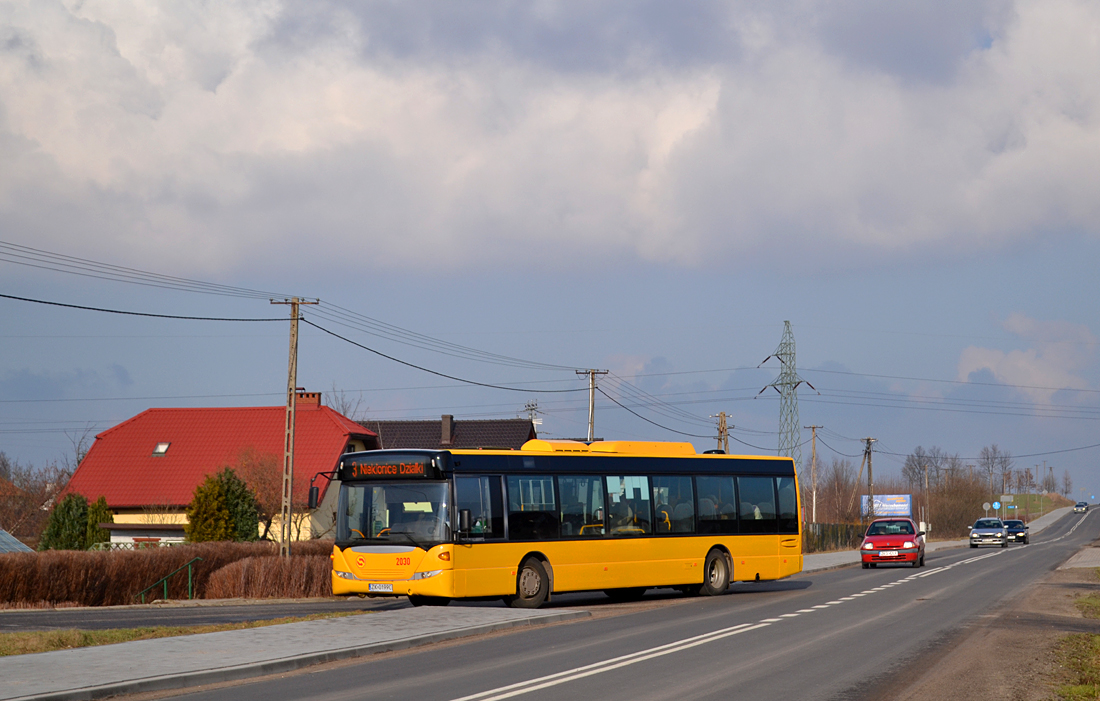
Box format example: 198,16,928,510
65,405,376,508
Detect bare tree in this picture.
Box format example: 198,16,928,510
62,424,97,472
821,458,859,523
325,383,367,420
1062,469,1073,498
0,458,73,545
233,446,289,540
1042,466,1058,494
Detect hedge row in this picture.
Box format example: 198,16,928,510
0,540,335,607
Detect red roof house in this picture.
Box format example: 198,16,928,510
65,393,377,528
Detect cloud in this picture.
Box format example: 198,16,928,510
1,1,1099,275
957,313,1097,403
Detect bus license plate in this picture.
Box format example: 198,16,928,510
368,583,393,593
880,550,899,557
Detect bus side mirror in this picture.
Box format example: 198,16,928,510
459,509,471,534
308,486,319,510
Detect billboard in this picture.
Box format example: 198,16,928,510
861,494,912,517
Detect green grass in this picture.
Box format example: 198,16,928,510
1055,634,1100,699
0,611,367,656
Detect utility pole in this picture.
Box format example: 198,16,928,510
271,297,318,558
576,369,608,442
864,438,876,520
804,425,822,523
713,412,731,453
759,321,815,469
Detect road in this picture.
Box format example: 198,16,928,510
139,510,1094,701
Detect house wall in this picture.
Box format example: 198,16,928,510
309,480,341,540
112,509,189,525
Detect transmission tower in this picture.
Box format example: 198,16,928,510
759,321,815,469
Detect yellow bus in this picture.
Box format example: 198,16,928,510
319,439,802,608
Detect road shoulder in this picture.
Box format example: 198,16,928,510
883,564,1100,701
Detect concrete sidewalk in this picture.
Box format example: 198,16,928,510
0,606,590,701
802,506,1073,573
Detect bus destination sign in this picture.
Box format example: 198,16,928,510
339,454,440,481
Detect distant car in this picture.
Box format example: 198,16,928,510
969,518,1008,548
1074,502,1089,513
1003,519,1029,544
860,517,926,568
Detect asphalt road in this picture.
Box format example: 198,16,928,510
151,510,1096,701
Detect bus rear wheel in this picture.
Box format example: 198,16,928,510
688,549,730,597
408,595,451,607
505,557,549,609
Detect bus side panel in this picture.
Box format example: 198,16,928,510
779,536,802,578
729,535,781,581
454,543,524,597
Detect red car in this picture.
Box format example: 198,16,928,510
860,517,926,568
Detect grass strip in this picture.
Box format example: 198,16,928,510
1072,569,1100,620
1055,633,1100,700
0,611,368,656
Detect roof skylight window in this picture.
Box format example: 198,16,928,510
152,442,171,456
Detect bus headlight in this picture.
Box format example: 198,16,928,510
411,570,443,580
335,571,358,580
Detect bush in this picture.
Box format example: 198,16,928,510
0,540,336,606
216,468,260,542
39,494,89,551
204,555,332,599
86,496,113,548
185,476,231,542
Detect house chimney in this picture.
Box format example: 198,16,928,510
296,390,321,406
441,414,454,446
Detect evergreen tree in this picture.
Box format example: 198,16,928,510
185,475,231,542
215,467,260,542
86,496,113,548
39,493,89,550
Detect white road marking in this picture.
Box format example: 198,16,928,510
450,623,770,701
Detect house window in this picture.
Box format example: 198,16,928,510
152,442,170,456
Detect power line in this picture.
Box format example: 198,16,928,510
594,387,714,439
0,293,286,322
0,240,291,299
301,319,588,394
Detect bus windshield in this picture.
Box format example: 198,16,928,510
338,482,450,547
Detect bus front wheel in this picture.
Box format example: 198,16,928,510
506,557,549,609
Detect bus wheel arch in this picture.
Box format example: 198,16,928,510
505,553,552,609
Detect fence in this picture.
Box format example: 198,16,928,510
803,522,864,553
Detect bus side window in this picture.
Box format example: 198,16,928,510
652,476,694,534
696,476,737,535
455,476,503,538
506,475,559,541
776,476,798,534
737,476,778,534
558,475,604,537
606,475,651,535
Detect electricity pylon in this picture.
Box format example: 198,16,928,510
759,321,814,469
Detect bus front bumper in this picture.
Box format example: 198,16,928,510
331,568,454,598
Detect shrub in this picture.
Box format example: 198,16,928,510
215,468,260,542
185,476,231,542
86,496,113,548
204,555,332,599
39,493,89,551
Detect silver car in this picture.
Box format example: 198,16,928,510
969,518,1008,548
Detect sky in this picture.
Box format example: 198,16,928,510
1,1,1098,501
